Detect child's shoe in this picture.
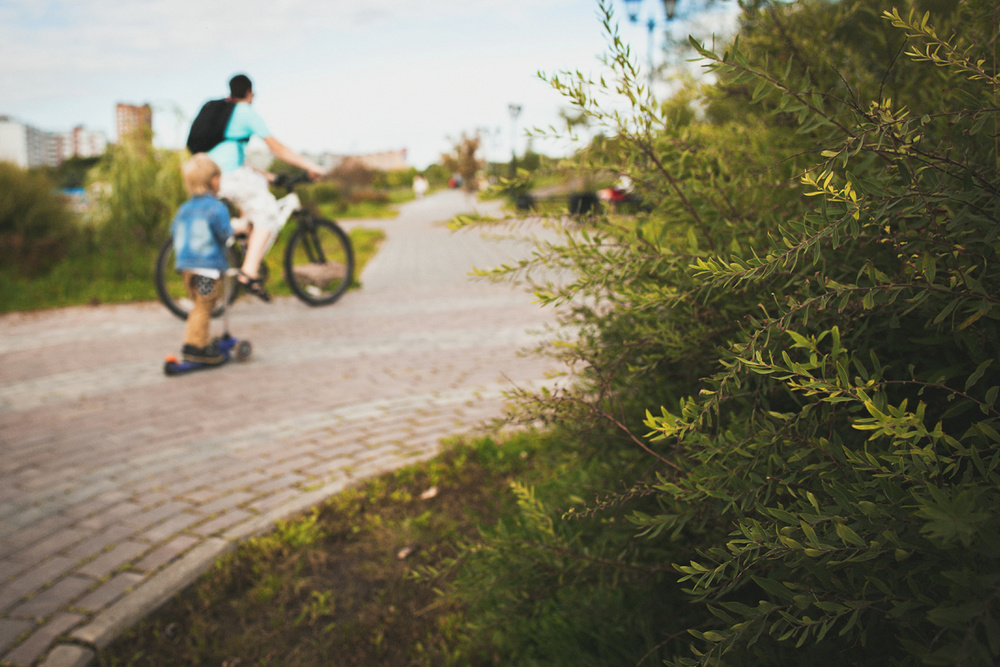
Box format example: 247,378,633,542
182,342,225,365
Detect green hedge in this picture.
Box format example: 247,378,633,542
440,0,1000,664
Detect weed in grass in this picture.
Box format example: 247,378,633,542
97,432,549,667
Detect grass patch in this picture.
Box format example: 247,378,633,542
320,189,415,220
263,226,385,299
97,431,551,666
0,243,160,312
0,227,384,315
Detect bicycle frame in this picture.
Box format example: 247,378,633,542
259,191,301,254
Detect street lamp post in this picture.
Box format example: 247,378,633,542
646,17,656,84
622,0,679,87
508,103,522,178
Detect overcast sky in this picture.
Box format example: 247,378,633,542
1,0,738,169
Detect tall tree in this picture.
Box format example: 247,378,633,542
440,132,484,192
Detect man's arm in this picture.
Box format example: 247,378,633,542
263,136,324,180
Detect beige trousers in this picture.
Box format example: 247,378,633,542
182,272,221,348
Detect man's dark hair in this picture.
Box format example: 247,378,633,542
229,74,253,99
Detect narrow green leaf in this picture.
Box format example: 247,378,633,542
754,576,796,600
835,522,866,547
965,359,993,392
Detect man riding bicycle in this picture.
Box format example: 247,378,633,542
207,73,325,301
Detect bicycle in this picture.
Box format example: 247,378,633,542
155,173,355,320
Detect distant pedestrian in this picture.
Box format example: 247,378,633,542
171,153,234,364
412,174,428,199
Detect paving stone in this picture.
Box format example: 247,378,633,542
63,523,135,561
140,511,203,543
0,558,33,584
118,500,196,532
251,472,308,494
8,528,91,564
132,534,200,574
0,618,33,654
193,491,255,516
1,613,84,667
0,556,78,614
4,515,76,552
247,488,301,514
74,572,144,612
37,644,96,667
76,541,148,580
190,509,255,537
9,576,93,620
60,489,131,520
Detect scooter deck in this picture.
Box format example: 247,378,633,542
162,335,252,377
163,355,229,376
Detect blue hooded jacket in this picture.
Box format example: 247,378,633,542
171,194,233,272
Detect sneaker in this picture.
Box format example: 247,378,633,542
182,342,225,365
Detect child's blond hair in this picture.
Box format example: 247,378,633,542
182,153,221,196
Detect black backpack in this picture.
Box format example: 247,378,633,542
186,99,237,153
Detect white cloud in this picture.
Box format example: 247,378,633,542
1,0,726,168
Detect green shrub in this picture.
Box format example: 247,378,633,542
381,167,418,189
305,181,342,205
423,163,452,189
43,155,102,189
348,189,390,206
444,0,1000,664
86,127,185,248
0,162,79,276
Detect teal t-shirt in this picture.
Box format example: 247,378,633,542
207,102,271,173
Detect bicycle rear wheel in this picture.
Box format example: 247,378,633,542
154,236,240,320
284,217,355,306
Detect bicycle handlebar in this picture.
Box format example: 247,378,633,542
271,172,314,192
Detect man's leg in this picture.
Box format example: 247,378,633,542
240,226,272,280
218,167,281,282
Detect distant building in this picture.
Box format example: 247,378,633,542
0,116,109,168
356,149,407,171
0,116,59,168
116,103,153,143
55,126,108,162
308,149,408,173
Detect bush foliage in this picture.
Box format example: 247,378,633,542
0,162,79,276
440,0,1000,664
85,126,185,248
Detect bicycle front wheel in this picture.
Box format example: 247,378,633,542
284,217,355,306
154,236,239,320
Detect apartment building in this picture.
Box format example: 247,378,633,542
57,126,108,161
0,116,108,168
115,103,153,143
0,116,58,168
310,149,409,172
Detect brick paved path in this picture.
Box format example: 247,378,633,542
0,190,567,666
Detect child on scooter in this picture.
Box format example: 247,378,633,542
172,153,234,364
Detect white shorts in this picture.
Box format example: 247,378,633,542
218,167,283,234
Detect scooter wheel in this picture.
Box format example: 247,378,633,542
235,340,252,362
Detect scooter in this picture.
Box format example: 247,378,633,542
164,267,253,376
